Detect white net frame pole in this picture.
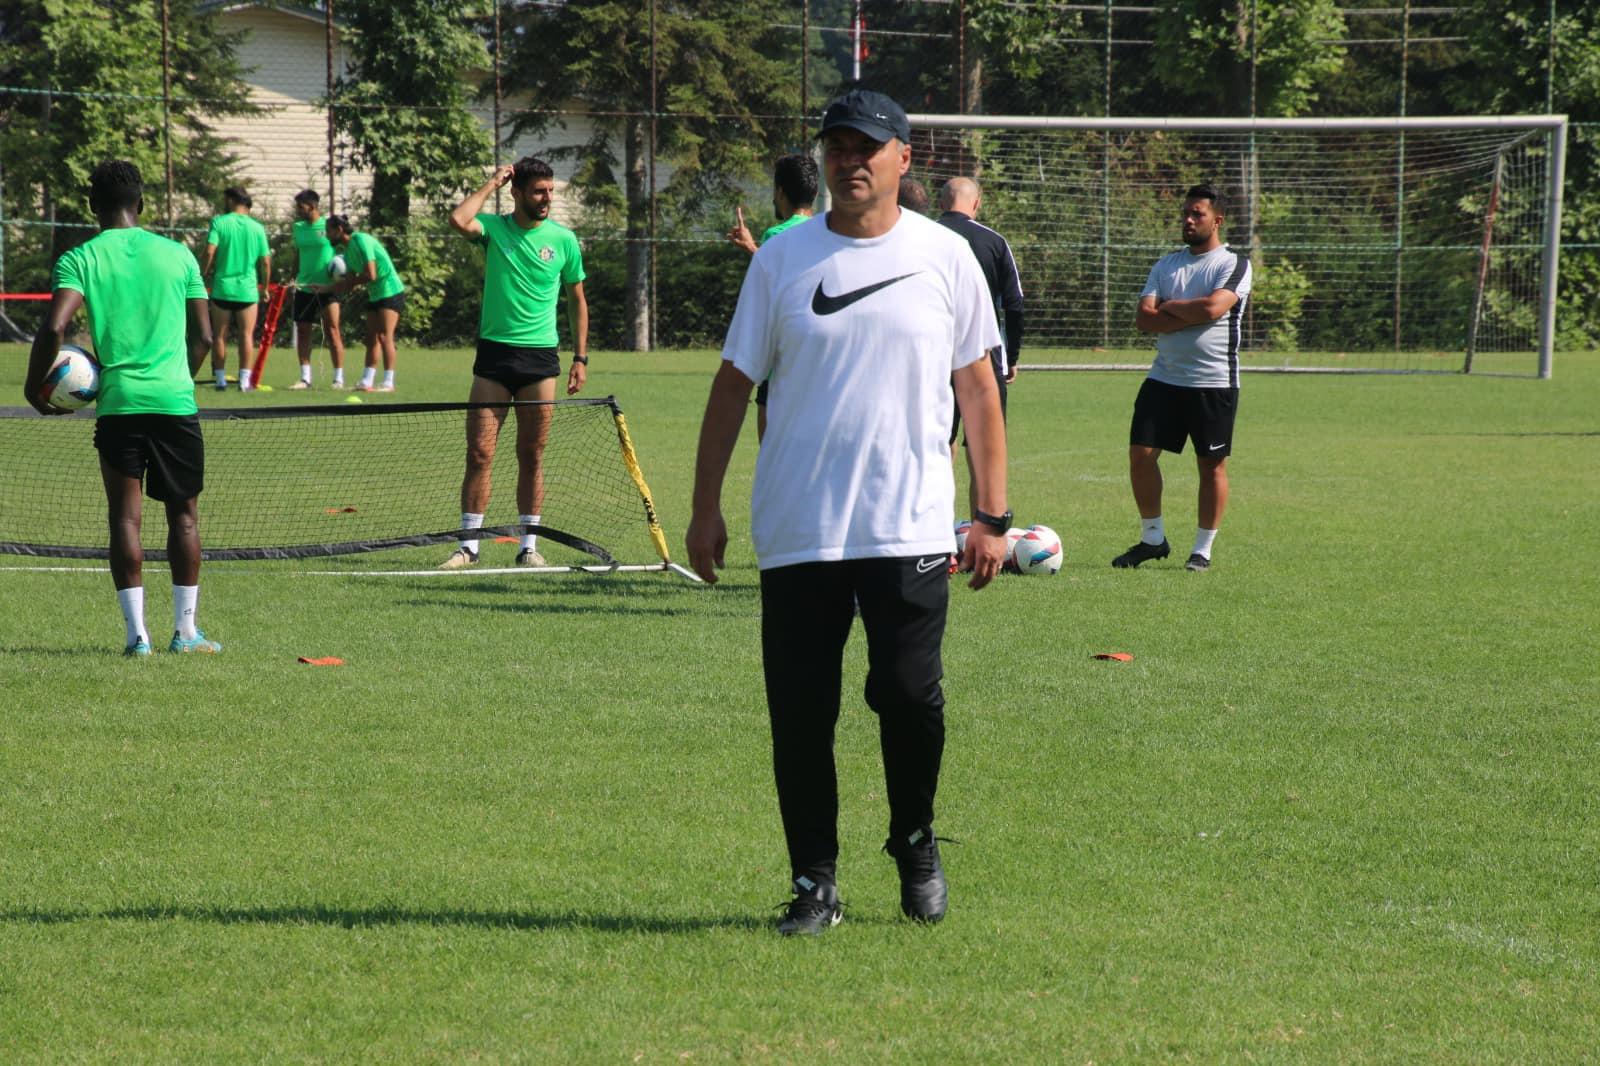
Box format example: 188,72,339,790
908,112,1568,376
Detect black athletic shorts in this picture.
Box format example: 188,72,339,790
210,297,255,312
292,289,341,323
474,338,560,393
94,413,205,502
1129,377,1239,457
367,292,405,313
950,346,1008,447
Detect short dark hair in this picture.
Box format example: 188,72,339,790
88,160,143,214
511,156,554,190
224,186,253,209
1186,183,1224,214
324,214,350,235
773,154,818,208
898,176,930,213
294,188,320,207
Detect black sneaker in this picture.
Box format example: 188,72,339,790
1185,553,1210,572
775,876,842,936
884,827,948,923
1112,539,1170,569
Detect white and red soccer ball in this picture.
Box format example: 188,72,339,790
1011,524,1064,576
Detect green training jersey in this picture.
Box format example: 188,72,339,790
473,213,585,347
344,231,404,301
761,212,812,244
293,218,335,287
205,212,270,303
53,227,206,417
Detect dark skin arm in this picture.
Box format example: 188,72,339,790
23,288,86,415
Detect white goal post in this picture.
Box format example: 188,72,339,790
906,114,1567,378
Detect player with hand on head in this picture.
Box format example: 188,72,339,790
726,154,818,444
323,215,404,394
440,156,589,569
688,89,1008,936
24,160,220,655
1119,182,1252,572
287,189,347,390
200,186,270,391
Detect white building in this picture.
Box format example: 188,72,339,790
200,1,594,225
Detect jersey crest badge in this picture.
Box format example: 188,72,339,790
539,246,556,262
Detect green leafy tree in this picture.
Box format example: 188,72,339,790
0,0,257,273
502,0,798,350
329,0,494,337
1150,0,1347,118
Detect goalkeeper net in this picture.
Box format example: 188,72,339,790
0,398,689,577
909,115,1566,377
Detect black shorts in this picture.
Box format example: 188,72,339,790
94,413,205,502
367,292,405,314
1129,377,1238,457
292,289,341,323
474,339,560,393
211,297,255,312
950,346,1008,447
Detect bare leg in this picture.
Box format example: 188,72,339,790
101,459,144,592
209,305,231,375
322,301,345,373
235,303,259,376
461,376,513,514
1129,445,1164,520
513,376,558,516
1196,455,1229,530
164,496,201,587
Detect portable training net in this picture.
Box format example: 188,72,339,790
909,115,1566,377
0,398,686,576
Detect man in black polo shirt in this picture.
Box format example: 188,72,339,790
937,177,1024,511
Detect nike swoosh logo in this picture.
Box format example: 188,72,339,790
916,556,947,574
811,273,919,315
1208,443,1227,451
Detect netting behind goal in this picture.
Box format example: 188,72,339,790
909,116,1565,376
0,398,674,570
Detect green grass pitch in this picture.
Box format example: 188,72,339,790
1,345,1597,1060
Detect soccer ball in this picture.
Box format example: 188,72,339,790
328,254,348,278
953,518,972,557
1001,526,1026,573
1011,524,1064,576
40,344,100,410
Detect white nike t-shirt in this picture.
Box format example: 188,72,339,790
722,209,1000,570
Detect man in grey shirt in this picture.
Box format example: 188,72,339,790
1115,183,1252,573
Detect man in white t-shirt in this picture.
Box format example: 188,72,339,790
1116,183,1253,573
687,90,1009,936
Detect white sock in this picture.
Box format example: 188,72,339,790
382,370,395,387
333,369,345,385
359,368,376,387
215,369,227,388
520,514,540,552
460,512,484,556
173,585,199,640
240,367,253,390
1192,527,1218,559
1142,516,1165,545
117,587,147,647
300,364,313,384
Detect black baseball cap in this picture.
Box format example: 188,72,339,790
817,90,911,145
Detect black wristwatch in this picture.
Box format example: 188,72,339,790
572,355,589,365
971,508,1013,532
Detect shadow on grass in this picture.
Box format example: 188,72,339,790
391,571,761,616
0,903,771,934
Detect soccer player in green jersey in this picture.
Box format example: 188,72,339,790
24,160,221,656
200,186,270,391
439,157,589,569
288,189,347,390
323,215,404,392
725,153,818,442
